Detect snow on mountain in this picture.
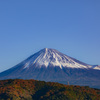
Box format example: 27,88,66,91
93,66,100,70
23,48,93,69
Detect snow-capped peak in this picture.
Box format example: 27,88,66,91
23,48,93,69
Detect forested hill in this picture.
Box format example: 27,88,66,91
0,79,100,100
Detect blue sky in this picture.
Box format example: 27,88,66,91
0,0,100,72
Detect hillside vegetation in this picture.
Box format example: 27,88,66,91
0,79,100,100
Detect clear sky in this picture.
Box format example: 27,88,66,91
0,0,100,72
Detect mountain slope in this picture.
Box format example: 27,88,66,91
0,48,100,88
0,79,100,100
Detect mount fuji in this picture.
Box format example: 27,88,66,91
0,48,100,88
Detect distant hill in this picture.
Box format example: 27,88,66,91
0,79,100,100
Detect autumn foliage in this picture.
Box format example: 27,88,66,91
0,79,100,100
